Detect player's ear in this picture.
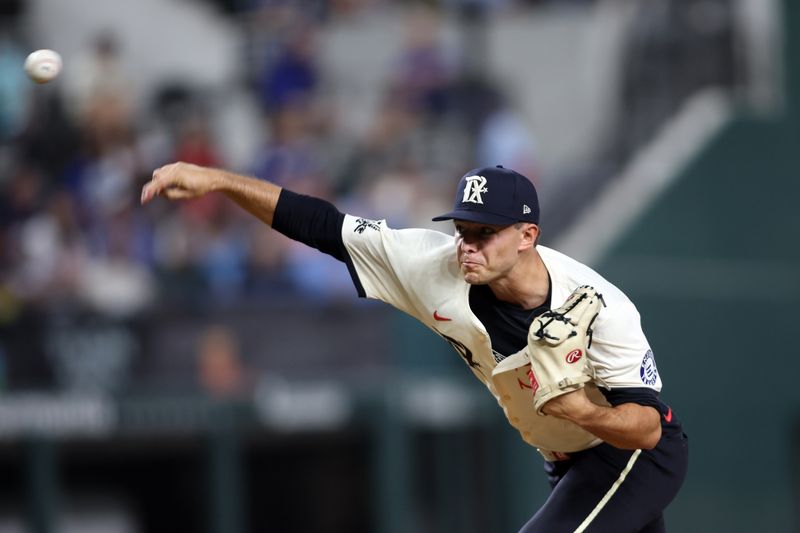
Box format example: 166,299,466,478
518,223,539,251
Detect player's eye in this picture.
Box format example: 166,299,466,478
480,227,496,236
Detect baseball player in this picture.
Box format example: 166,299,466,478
141,163,688,532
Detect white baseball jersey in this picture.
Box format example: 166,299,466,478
341,215,662,454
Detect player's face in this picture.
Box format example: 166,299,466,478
454,220,531,284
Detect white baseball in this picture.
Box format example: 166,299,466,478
24,49,63,84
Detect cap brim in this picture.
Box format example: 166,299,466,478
431,209,520,226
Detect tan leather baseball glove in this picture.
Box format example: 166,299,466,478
527,285,605,415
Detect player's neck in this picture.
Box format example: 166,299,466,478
487,250,549,309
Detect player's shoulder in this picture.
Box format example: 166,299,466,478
537,245,610,287
340,214,464,309
342,214,455,250
538,245,636,313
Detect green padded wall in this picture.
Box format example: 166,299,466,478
599,115,800,532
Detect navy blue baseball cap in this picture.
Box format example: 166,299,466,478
432,165,540,225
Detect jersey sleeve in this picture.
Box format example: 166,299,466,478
340,214,452,314
588,289,663,392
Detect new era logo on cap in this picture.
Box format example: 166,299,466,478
432,165,540,226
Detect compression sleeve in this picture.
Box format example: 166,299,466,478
271,189,347,261
600,387,682,434
600,387,665,413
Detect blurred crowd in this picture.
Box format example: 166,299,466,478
0,0,553,326
0,0,745,396
0,0,741,326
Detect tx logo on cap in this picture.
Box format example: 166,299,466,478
462,175,488,204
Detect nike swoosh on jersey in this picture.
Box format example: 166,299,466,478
433,310,452,321
664,407,673,423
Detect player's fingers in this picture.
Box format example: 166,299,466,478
161,187,196,200
141,163,180,204
141,180,158,204
140,181,156,205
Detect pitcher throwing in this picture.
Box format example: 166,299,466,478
142,163,688,532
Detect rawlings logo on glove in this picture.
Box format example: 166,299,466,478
528,285,605,415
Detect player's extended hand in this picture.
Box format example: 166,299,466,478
141,162,217,205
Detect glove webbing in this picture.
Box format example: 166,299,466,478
532,291,605,349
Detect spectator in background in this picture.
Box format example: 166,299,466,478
62,32,141,235
173,111,221,170
196,324,246,398
244,218,294,296
194,202,251,304
476,89,539,186
16,90,80,182
251,16,330,193
250,98,325,191
0,162,45,228
2,167,82,306
171,102,226,234
257,18,319,113
12,189,89,308
62,31,134,129
336,85,426,195
388,5,456,121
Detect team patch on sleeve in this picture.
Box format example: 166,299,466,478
639,349,659,386
353,218,381,234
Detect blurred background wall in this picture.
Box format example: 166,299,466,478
0,0,795,532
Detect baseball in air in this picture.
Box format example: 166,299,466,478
24,49,62,84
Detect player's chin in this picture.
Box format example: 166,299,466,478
462,270,488,285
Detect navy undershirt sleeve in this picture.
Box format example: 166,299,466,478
600,387,681,432
271,189,347,261
600,387,664,413
270,188,367,297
